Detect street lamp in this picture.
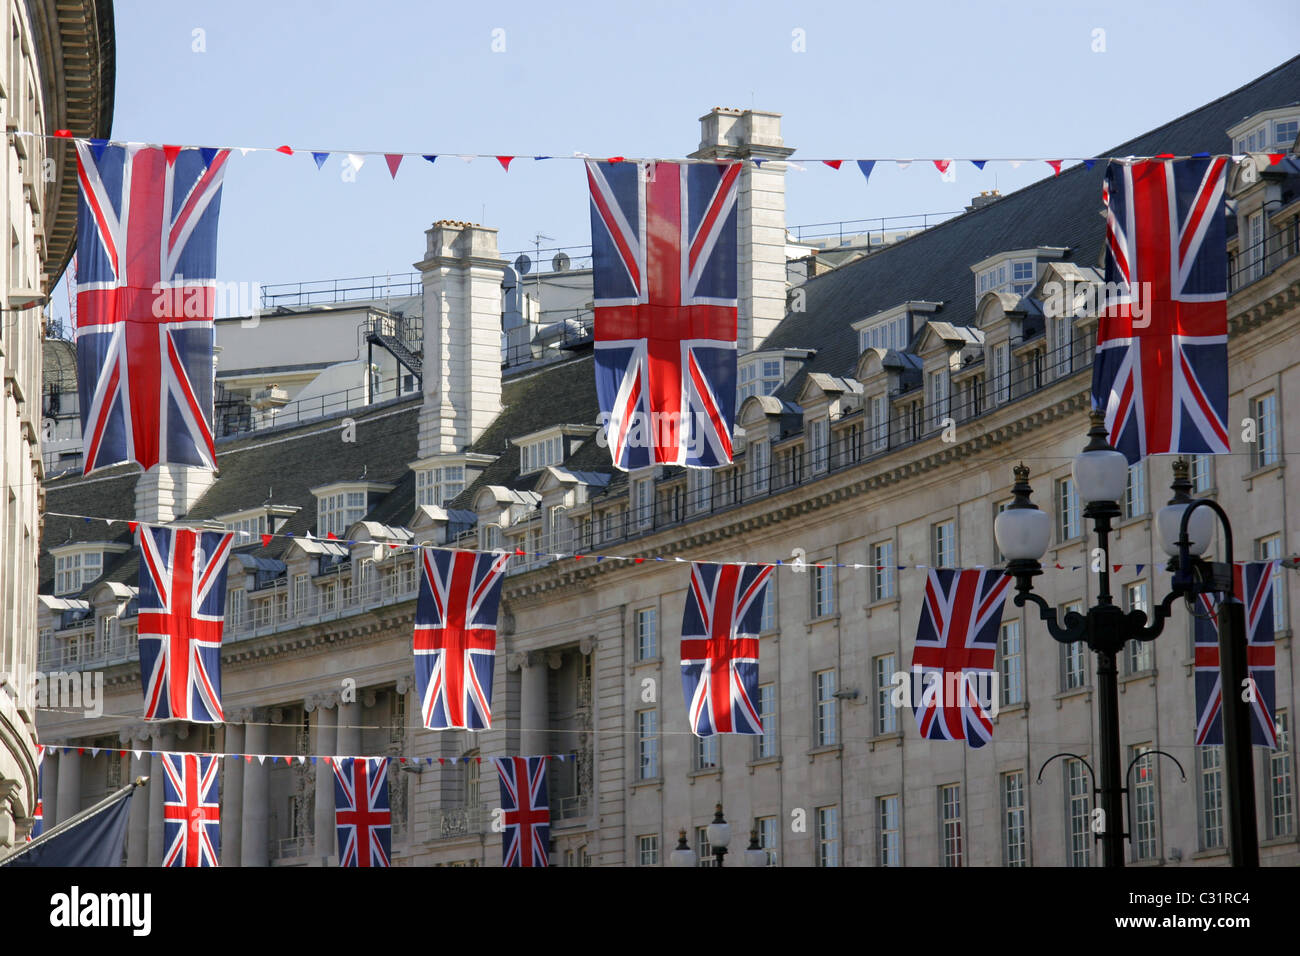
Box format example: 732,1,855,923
706,803,731,867
668,828,697,868
744,829,768,867
994,411,1185,868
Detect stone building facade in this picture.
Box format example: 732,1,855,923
0,0,112,853
26,57,1300,865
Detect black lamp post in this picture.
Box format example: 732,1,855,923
706,803,731,867
993,411,1264,866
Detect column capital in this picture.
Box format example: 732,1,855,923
394,675,413,696
578,635,597,656
506,652,529,672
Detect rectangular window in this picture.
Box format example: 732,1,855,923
991,343,1010,404
1003,771,1027,866
871,540,895,602
693,734,720,771
999,619,1023,706
1199,747,1225,850
1257,535,1288,632
878,795,901,867
1066,757,1092,867
1125,582,1153,672
750,441,770,495
227,589,245,628
637,834,659,866
1276,119,1299,148
932,520,956,568
816,806,840,867
1252,392,1279,468
1130,744,1158,861
1124,460,1146,519
1061,602,1087,689
927,370,949,429
940,784,963,867
814,669,838,747
809,418,829,472
755,683,778,759
1189,453,1213,493
1271,710,1294,837
759,581,777,633
1057,477,1080,541
868,394,888,451
293,574,309,613
811,562,835,618
635,607,657,660
636,710,658,780
632,477,654,527
874,654,898,735
1011,259,1035,295
756,816,778,866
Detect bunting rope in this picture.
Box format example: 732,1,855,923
15,130,1292,179
41,510,1183,573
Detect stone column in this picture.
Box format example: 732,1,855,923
308,694,339,866
146,726,175,867
240,710,269,867
42,747,60,829
336,696,361,757
222,719,245,867
120,726,150,867
512,651,561,757
54,746,81,824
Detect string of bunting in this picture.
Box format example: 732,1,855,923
17,130,1292,180
45,746,562,767
42,510,1158,573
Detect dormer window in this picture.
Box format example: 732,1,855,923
739,357,784,401
520,436,562,474
311,481,394,538
221,505,298,539
416,465,465,506
1229,107,1300,155
976,259,1035,298
54,550,101,595
858,314,909,353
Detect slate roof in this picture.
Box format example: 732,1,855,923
762,54,1300,404
38,56,1300,600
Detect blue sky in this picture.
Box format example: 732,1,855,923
51,0,1300,323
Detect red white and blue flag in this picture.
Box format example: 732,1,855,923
27,744,44,841
137,526,234,723
161,752,220,867
333,757,392,868
680,562,773,736
910,569,1012,749
414,549,510,730
587,159,740,470
1195,560,1281,748
493,756,550,867
74,142,231,474
1091,157,1230,464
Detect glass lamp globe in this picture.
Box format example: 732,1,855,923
706,804,731,851
669,829,697,867
1157,502,1214,558
995,505,1052,561
744,831,768,868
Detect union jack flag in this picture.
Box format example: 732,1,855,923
493,756,550,867
1091,157,1230,464
27,744,44,841
587,159,740,470
1195,560,1281,748
680,562,773,736
333,757,391,868
137,526,234,723
910,569,1012,749
74,142,231,475
413,549,510,730
161,752,220,867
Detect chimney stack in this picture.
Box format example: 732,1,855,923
415,221,507,458
690,108,794,353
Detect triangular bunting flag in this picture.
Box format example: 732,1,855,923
1268,153,1285,165
312,151,329,170
276,145,294,155
53,129,73,138
238,147,253,157
822,160,842,170
895,160,912,170
161,144,182,165
857,159,875,183
933,159,951,174
261,534,272,547
345,153,364,172
1083,159,1097,170
1009,160,1023,169
422,154,437,164
385,153,403,178
1047,160,1063,176
496,156,514,170
970,159,987,170
88,138,110,162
